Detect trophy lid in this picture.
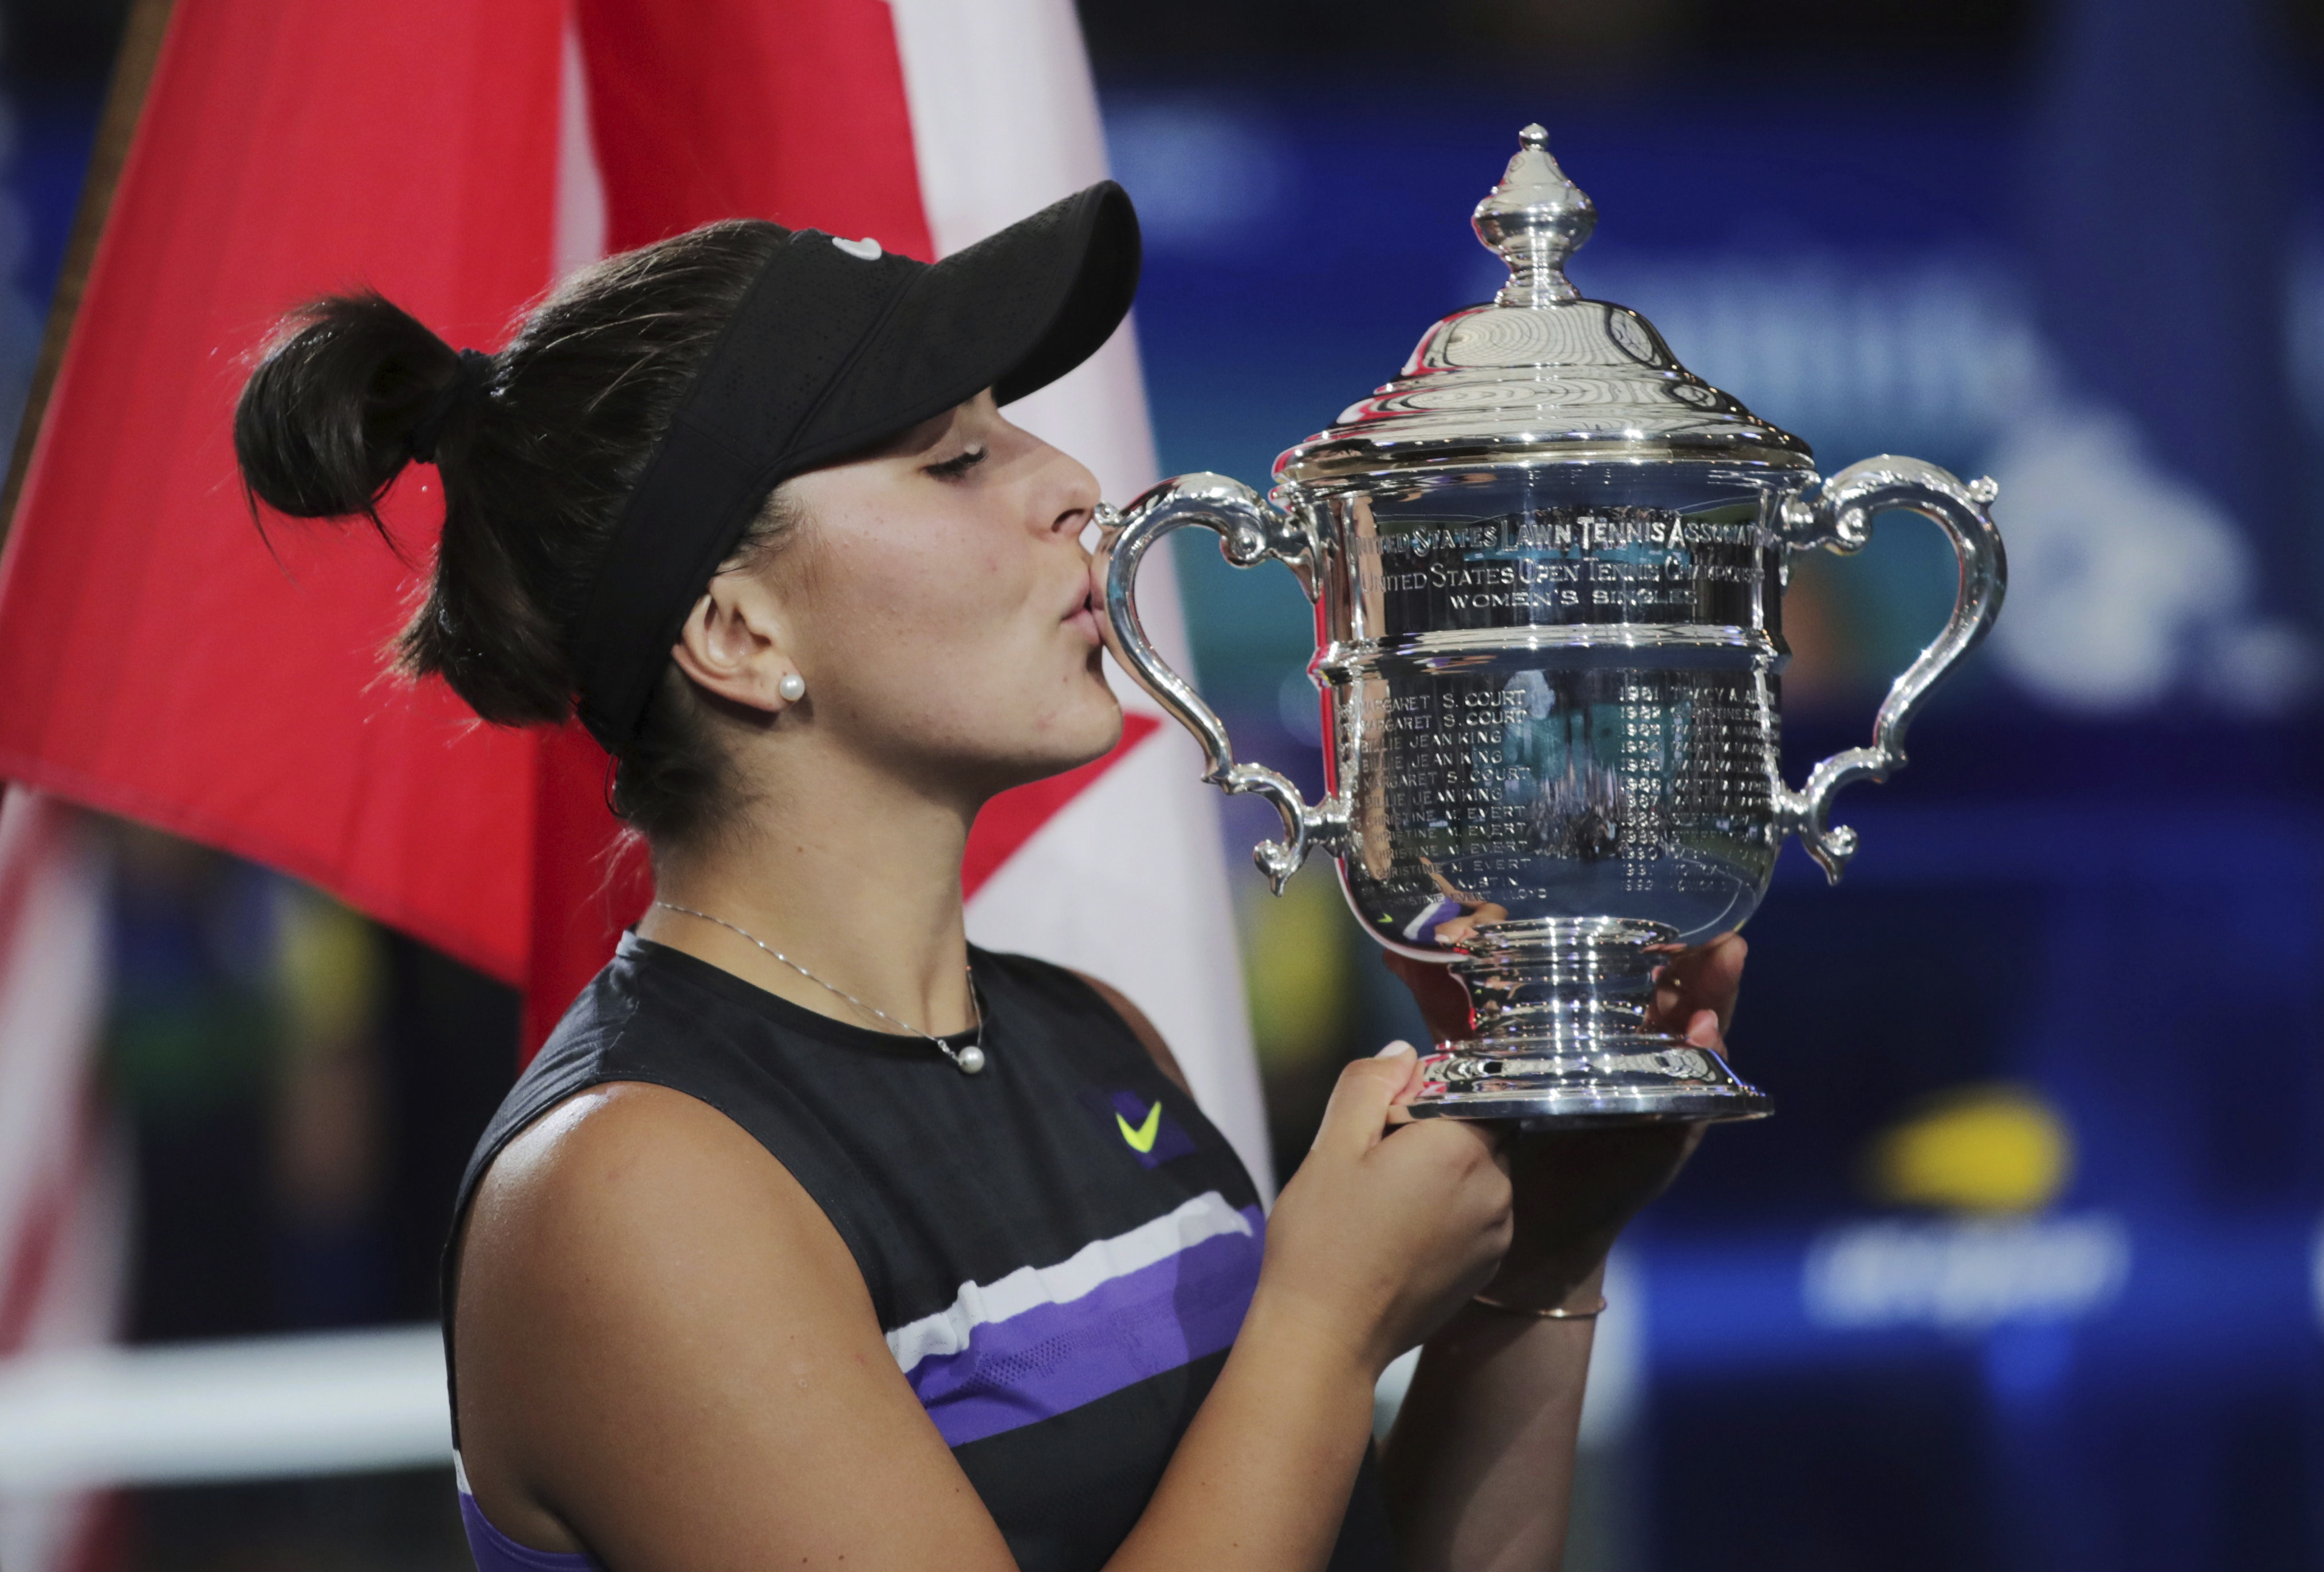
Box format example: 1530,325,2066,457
1274,125,1813,488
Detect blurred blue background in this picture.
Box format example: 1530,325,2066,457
1084,0,2324,1567
1,0,2317,1566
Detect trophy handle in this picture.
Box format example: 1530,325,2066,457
1774,455,2007,883
1096,473,1350,893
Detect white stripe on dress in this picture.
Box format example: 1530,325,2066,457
884,1190,1256,1375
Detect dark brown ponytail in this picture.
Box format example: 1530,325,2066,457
232,221,799,844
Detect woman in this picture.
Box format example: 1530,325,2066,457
233,182,1742,1572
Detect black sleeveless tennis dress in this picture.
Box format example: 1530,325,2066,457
442,933,1394,1572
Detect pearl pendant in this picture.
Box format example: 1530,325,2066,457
954,1042,986,1075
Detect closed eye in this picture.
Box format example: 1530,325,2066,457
924,445,989,481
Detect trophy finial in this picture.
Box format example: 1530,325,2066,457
1473,123,1596,305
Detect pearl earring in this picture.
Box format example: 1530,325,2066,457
777,673,807,702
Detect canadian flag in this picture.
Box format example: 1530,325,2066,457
0,0,1268,1323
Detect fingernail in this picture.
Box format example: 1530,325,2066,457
1376,1039,1414,1058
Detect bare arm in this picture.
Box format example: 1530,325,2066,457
455,1053,1510,1572
1379,1285,1601,1570
1378,934,1747,1570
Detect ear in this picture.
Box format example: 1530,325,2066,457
669,571,802,714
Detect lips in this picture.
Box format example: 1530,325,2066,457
1064,581,1102,646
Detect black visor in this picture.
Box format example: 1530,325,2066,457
569,180,1141,754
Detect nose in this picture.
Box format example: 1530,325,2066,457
1039,446,1102,544
993,409,1101,543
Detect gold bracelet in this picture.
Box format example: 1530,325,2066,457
1471,1291,1607,1319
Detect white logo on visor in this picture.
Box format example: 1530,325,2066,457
831,235,883,261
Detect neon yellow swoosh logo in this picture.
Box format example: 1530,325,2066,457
1116,1101,1162,1154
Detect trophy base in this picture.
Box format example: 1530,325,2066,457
1406,1037,1772,1127
1401,917,1774,1129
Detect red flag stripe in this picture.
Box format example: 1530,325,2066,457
575,0,934,258
0,0,563,984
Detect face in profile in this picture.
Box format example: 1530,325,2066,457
738,390,1123,801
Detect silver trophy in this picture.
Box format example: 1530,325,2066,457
1099,126,2005,1125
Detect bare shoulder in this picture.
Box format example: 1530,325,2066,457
462,1080,797,1260
451,1085,852,1539
454,1082,1014,1570
1071,970,1190,1094
457,1082,843,1343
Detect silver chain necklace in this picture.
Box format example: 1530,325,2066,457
651,901,986,1074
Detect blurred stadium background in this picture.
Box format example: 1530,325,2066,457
0,0,2319,1567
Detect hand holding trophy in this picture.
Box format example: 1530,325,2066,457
1100,126,2006,1127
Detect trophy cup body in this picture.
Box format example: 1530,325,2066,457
1100,128,2006,1126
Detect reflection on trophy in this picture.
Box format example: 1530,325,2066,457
1100,125,2006,1126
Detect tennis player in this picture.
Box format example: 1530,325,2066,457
233,182,1743,1572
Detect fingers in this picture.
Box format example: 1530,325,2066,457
1312,1044,1416,1157
1693,933,1747,1032
1380,1041,1428,1105
1653,932,1747,1036
1383,1114,1508,1181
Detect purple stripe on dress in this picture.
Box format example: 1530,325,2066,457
459,1491,601,1572
909,1207,1267,1448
